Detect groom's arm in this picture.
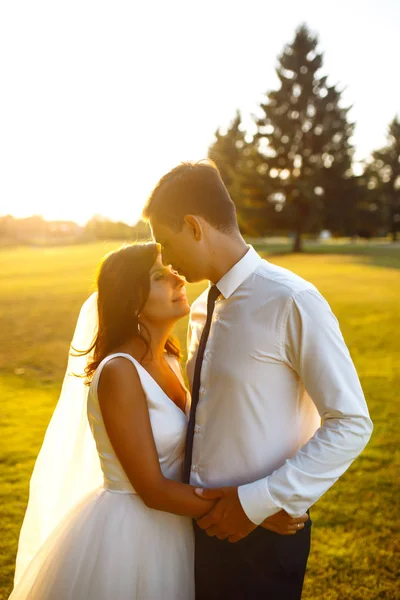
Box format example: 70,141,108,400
196,288,373,540
238,288,372,524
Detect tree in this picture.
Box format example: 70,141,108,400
256,24,355,251
209,111,255,233
208,111,248,199
364,116,400,241
209,112,277,235
84,215,150,240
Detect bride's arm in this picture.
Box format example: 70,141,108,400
97,357,216,518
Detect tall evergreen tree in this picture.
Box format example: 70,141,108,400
256,24,355,251
365,116,400,241
208,112,258,233
228,143,279,236
209,112,278,235
208,110,247,194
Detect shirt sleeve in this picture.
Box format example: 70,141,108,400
238,287,373,524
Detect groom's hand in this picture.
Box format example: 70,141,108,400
260,510,309,535
195,486,257,543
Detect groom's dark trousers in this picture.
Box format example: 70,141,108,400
194,516,311,600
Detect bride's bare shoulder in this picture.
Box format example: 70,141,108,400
98,356,143,403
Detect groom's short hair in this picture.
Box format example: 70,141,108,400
142,160,238,233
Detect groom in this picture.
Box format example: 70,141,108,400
143,161,373,599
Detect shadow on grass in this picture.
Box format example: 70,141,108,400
251,241,400,270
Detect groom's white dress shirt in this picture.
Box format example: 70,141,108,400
186,246,373,524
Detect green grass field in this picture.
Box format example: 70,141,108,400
1,241,399,599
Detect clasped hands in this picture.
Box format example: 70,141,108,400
195,486,308,543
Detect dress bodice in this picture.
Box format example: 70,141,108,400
87,353,190,494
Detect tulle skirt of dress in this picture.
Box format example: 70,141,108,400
10,487,195,600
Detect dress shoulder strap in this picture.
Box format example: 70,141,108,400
91,352,150,397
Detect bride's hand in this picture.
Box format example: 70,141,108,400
260,510,308,535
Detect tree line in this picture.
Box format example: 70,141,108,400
2,26,399,252
208,24,400,251
0,215,150,246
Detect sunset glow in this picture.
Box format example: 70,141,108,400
1,0,399,225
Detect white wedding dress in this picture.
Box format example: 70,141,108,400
10,352,195,600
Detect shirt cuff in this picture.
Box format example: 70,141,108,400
238,478,280,525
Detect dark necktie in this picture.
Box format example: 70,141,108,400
183,284,220,483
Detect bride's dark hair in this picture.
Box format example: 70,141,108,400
73,242,180,384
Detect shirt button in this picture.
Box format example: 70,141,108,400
199,387,206,395
214,313,220,321
204,350,211,360
192,465,198,472
194,425,202,434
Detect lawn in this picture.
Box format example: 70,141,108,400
0,241,399,599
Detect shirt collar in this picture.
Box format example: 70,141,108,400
213,245,264,299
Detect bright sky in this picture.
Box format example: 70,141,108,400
1,0,399,225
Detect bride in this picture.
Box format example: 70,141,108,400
9,241,215,600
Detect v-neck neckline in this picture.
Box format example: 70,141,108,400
112,352,189,418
